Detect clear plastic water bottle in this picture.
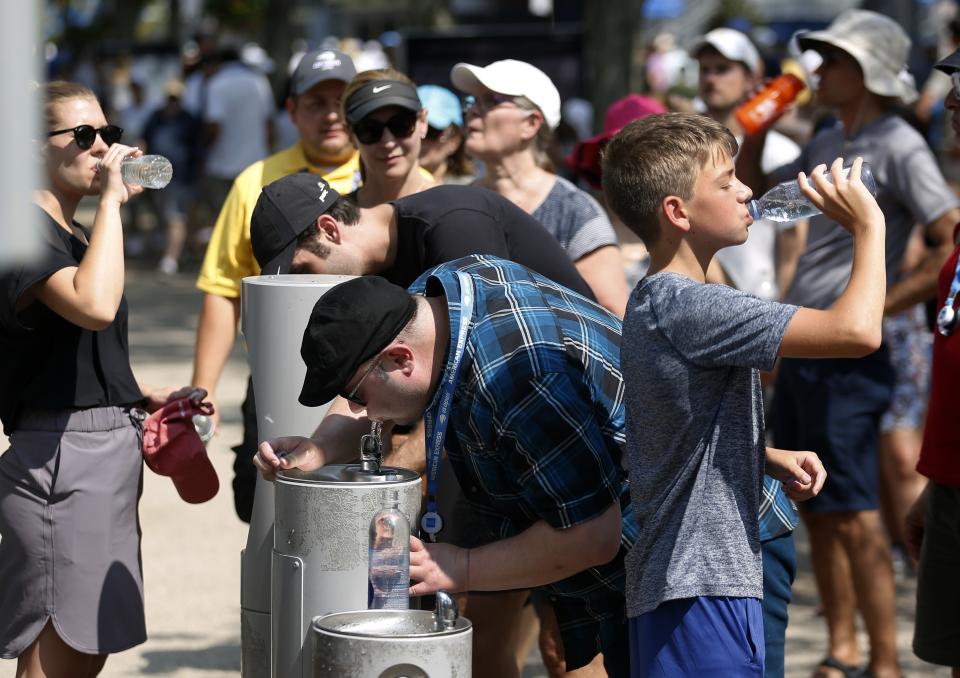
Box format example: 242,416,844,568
192,414,215,444
368,489,410,610
747,162,878,223
120,154,173,189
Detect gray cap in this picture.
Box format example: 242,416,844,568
290,49,356,96
935,48,960,75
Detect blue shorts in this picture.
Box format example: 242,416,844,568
772,348,894,513
629,597,764,677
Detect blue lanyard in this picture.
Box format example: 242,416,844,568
937,254,960,337
945,255,960,309
420,272,475,541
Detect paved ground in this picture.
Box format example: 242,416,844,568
0,261,951,677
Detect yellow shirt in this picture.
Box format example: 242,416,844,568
196,143,361,298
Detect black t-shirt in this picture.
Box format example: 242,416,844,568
0,209,143,434
384,185,594,299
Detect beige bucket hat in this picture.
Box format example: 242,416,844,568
798,9,917,103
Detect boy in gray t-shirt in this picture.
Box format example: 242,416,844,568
602,112,887,676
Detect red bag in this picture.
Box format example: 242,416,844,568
141,396,219,504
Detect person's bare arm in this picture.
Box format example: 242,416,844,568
32,144,142,330
765,447,827,501
191,292,240,428
255,397,376,479
779,158,887,358
575,245,629,317
884,209,960,315
383,418,427,474
408,500,623,595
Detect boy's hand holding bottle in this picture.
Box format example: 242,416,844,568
797,156,885,236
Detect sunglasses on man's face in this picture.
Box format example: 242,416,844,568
47,124,123,150
338,358,382,407
353,111,418,145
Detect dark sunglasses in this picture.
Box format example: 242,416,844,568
47,124,123,150
338,358,382,407
424,125,446,141
464,92,517,114
353,111,418,145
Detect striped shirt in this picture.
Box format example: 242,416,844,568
409,255,636,670
531,176,619,260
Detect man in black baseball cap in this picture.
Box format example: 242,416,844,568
250,255,647,677
249,177,594,298
297,276,417,407
250,172,343,274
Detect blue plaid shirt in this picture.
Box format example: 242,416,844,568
410,255,637,670
759,475,799,541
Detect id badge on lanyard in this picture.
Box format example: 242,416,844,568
421,272,475,541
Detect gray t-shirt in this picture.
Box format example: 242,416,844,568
622,273,797,617
775,114,960,309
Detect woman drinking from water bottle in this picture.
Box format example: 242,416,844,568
0,81,198,677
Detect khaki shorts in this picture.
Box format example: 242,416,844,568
913,482,960,668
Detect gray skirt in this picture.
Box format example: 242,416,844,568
0,406,147,657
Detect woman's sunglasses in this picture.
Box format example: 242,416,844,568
353,111,418,145
464,92,517,114
47,124,123,150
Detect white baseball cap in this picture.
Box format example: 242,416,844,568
451,59,562,130
690,28,762,76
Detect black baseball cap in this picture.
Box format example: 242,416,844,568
935,48,960,75
251,173,340,275
299,277,417,407
345,79,422,125
290,49,356,96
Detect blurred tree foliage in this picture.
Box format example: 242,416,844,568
203,0,265,33
47,0,191,57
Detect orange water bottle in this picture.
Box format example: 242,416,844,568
735,73,805,136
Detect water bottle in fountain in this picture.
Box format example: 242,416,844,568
368,489,410,610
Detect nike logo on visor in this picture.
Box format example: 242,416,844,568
372,85,392,94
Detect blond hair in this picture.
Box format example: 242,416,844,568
602,112,737,245
42,80,98,130
511,95,554,170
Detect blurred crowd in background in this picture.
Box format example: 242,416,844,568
42,0,960,281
